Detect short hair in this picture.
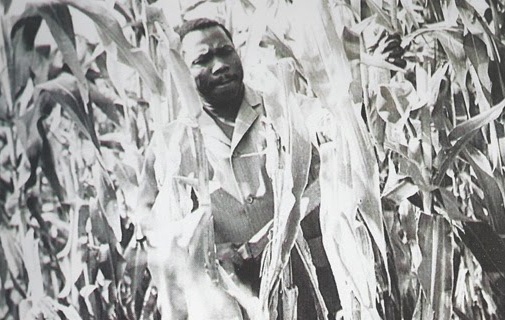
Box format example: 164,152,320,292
177,18,233,42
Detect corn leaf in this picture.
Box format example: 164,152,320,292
25,0,166,96
0,227,24,280
155,22,202,119
435,98,505,185
22,229,44,302
364,0,394,31
93,165,121,242
293,0,389,264
464,146,505,234
9,16,41,97
450,99,505,143
459,221,505,273
288,2,391,317
464,33,492,98
436,188,477,222
18,3,90,107
432,30,468,90
34,73,100,150
417,213,453,319
1,0,12,14
147,208,244,319
377,81,418,125
381,158,420,204
294,233,329,319
122,239,148,317
15,101,66,200
319,140,380,319
89,83,121,125
258,59,300,316
412,289,434,320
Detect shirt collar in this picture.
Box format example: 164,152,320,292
242,85,262,109
231,86,262,150
198,85,262,149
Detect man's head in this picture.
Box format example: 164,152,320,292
178,18,244,110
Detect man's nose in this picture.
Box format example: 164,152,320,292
211,58,229,75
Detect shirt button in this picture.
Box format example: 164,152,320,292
245,195,254,204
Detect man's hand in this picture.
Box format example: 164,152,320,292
369,30,407,69
217,220,273,274
216,243,244,273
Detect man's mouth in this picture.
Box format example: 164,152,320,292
213,77,236,88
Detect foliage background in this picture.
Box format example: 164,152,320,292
1,0,505,319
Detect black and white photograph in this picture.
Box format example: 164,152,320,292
0,0,504,319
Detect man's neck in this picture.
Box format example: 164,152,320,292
203,85,244,122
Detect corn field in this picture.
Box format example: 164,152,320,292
1,0,505,319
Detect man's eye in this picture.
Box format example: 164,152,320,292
192,54,211,65
217,46,234,56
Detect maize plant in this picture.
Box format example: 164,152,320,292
1,0,505,319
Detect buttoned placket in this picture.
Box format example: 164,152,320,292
228,97,262,226
195,86,277,243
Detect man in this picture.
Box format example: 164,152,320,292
139,18,337,319
180,17,337,316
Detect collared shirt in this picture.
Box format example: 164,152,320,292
198,86,274,243
139,86,314,244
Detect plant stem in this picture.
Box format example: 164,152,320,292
389,0,399,32
489,0,501,36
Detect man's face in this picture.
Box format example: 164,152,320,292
181,26,244,106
